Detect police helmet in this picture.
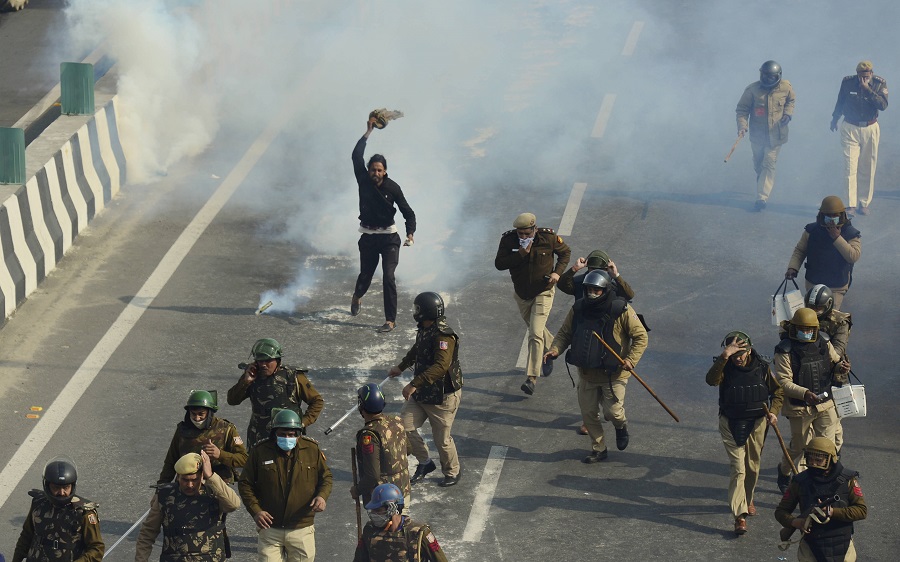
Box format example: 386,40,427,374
805,437,838,469
413,292,445,323
585,250,610,270
358,383,386,414
583,269,612,301
788,308,819,342
184,389,218,412
805,285,834,318
759,60,782,88
721,330,752,348
271,408,303,430
43,456,78,506
251,338,283,361
365,483,405,510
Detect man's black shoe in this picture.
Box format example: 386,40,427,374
542,354,555,377
521,379,535,396
438,473,461,487
777,470,791,494
350,297,361,316
615,424,629,451
582,449,608,464
411,460,436,484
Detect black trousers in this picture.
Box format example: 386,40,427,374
354,232,401,322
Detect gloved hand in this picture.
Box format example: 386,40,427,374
830,119,839,132
785,268,798,280
780,114,792,126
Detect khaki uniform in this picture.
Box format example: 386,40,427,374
356,414,411,505
239,437,332,561
775,341,843,478
736,79,796,202
549,303,648,453
353,518,449,562
788,228,861,311
227,364,325,447
13,493,104,562
397,318,462,479
158,416,247,484
706,352,784,519
495,228,570,381
135,473,241,562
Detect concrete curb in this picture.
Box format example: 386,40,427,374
0,95,126,319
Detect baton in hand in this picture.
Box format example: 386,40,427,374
324,376,392,435
724,132,744,162
763,403,798,474
351,448,362,538
591,332,680,422
103,507,151,558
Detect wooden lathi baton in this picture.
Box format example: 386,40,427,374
724,132,744,162
592,332,680,422
763,403,798,474
351,448,362,539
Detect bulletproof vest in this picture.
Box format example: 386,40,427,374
358,415,412,500
719,354,770,420
158,484,226,560
412,317,462,405
25,491,95,561
176,416,236,482
794,463,857,562
247,365,302,445
803,223,860,288
780,338,831,406
362,519,429,562
567,296,628,371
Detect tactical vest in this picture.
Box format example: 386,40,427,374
567,297,628,371
803,223,860,288
25,490,96,562
362,518,431,562
412,318,462,405
359,415,412,499
794,464,857,562
247,365,303,444
175,417,236,482
778,338,832,406
158,484,226,561
719,355,770,420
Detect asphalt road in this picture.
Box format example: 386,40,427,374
1,2,899,561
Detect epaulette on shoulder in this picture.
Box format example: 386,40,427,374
151,482,176,491
27,489,43,499
301,435,320,445
537,227,555,234
874,75,886,83
844,75,857,81
501,229,515,237
82,501,99,511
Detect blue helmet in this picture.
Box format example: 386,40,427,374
357,383,385,414
365,483,404,510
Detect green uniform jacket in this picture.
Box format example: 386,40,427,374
774,472,867,528
736,79,795,147
398,333,455,389
549,302,648,383
239,437,333,529
356,414,412,505
494,227,571,300
158,416,248,484
353,519,449,562
13,495,104,562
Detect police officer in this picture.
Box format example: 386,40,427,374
227,338,325,447
352,483,449,562
12,457,104,561
831,61,888,216
544,270,648,463
775,309,850,493
775,438,866,561
706,331,783,535
136,451,241,562
158,390,247,484
786,196,861,311
353,383,411,506
239,409,332,561
736,60,796,210
389,292,463,487
494,212,571,395
557,249,635,301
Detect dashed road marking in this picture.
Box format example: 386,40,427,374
621,21,645,56
461,445,508,542
590,93,617,138
557,182,587,237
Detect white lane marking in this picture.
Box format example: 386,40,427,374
621,21,645,56
591,93,617,139
557,182,587,237
515,333,529,368
461,445,508,542
0,90,293,511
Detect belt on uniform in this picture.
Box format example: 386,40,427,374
845,119,877,127
360,224,393,231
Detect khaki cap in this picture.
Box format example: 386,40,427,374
513,213,536,228
856,60,873,72
174,453,202,476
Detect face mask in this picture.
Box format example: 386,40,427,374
368,511,392,528
823,215,840,226
519,237,534,248
797,329,815,342
191,419,207,429
277,436,297,451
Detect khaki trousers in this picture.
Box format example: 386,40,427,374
840,120,879,208
779,405,838,476
258,525,315,561
577,372,627,452
798,538,856,561
718,415,767,518
402,390,461,478
514,288,555,380
751,142,781,201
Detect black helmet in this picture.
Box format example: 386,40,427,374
358,383,386,414
805,285,834,318
43,456,78,506
413,292,444,323
759,60,782,88
583,270,612,295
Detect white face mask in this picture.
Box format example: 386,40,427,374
823,215,840,226
191,419,206,429
518,237,534,248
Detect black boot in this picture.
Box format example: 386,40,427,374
615,424,629,451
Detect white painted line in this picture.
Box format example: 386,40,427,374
0,88,295,511
591,94,617,139
557,182,586,237
621,21,645,56
515,332,529,368
461,445,508,542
